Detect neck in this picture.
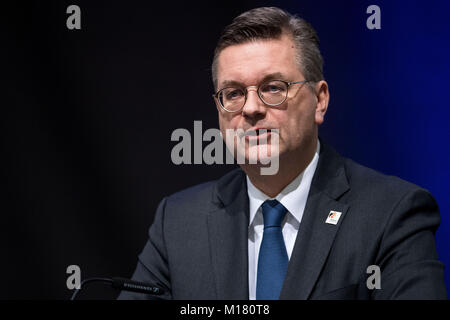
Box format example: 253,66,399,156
242,137,318,198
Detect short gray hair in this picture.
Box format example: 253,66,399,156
211,7,324,90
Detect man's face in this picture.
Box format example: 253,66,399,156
215,34,325,166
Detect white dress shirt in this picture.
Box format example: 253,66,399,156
247,141,320,300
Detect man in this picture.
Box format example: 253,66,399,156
119,7,447,299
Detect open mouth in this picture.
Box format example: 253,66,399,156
244,129,272,142
245,128,270,136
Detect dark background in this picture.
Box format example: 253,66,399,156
3,0,449,299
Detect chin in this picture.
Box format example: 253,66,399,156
243,144,280,165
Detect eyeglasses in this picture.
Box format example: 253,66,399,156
213,80,309,113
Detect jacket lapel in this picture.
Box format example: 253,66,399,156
207,169,249,299
280,142,350,299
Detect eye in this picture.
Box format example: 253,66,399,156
268,85,281,93
261,82,285,94
225,89,244,100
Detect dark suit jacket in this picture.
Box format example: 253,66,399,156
119,141,447,299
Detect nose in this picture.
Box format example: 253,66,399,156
241,87,266,119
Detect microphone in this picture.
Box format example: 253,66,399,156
70,277,164,300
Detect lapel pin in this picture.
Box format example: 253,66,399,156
325,210,342,225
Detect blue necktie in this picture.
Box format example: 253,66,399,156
256,199,289,300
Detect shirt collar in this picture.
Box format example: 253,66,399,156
247,140,321,226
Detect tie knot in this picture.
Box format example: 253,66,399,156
261,200,287,228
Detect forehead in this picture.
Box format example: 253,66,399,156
217,34,300,87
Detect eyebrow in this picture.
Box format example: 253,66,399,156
219,72,287,89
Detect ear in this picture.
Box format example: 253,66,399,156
314,80,330,125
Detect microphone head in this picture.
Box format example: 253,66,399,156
111,277,163,295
